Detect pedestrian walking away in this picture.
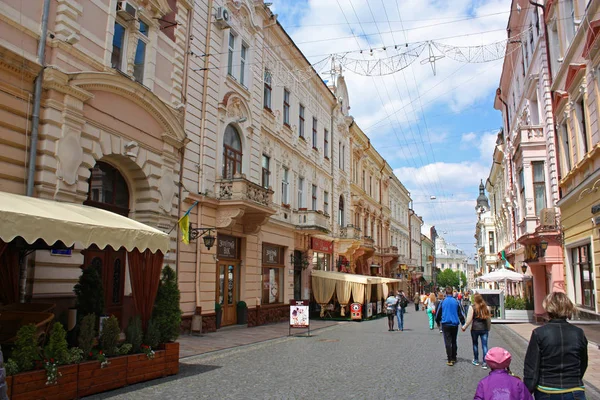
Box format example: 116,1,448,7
424,292,436,330
385,292,398,331
420,293,427,311
524,292,588,399
473,347,532,400
413,291,420,312
436,286,465,366
396,290,408,331
463,293,492,369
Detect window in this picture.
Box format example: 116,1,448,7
560,121,572,173
262,244,284,304
518,168,525,199
488,231,495,254
283,89,290,126
282,168,289,205
571,244,595,308
133,21,149,83
262,154,270,189
342,145,345,170
263,69,272,110
324,129,329,158
298,177,304,208
565,0,576,44
312,118,318,149
227,32,235,76
311,184,317,210
574,98,589,160
362,170,365,190
240,43,248,86
223,125,242,179
299,104,305,138
532,161,546,216
369,176,373,196
85,161,130,216
548,22,560,78
312,252,331,271
338,196,345,227
324,191,329,215
111,23,126,70
529,96,539,125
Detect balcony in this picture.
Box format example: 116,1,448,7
513,126,545,154
214,175,275,234
361,236,375,248
296,210,330,234
337,224,362,257
339,224,362,240
382,246,399,256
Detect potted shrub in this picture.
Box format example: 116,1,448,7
215,302,222,329
151,266,181,376
73,266,104,325
236,301,248,325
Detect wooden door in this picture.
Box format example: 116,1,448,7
217,262,238,326
83,247,126,325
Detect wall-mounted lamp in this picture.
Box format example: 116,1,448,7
290,252,309,269
189,225,216,250
521,263,528,274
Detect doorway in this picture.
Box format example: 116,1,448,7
83,246,126,325
217,262,239,326
293,250,303,300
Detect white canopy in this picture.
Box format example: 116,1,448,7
0,191,170,254
476,268,531,283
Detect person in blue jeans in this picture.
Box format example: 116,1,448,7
462,293,492,369
435,286,465,366
396,290,408,331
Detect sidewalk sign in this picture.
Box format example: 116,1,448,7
350,302,362,320
289,300,310,337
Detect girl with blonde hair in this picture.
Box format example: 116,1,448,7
462,293,492,369
424,292,437,330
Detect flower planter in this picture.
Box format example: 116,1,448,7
77,356,128,398
11,364,77,400
5,375,12,399
162,342,180,376
505,309,534,321
127,350,166,385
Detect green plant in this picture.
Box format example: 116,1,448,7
140,344,155,360
5,358,19,376
117,343,132,355
78,314,96,359
67,347,84,364
144,319,160,349
99,315,120,357
74,267,104,322
525,297,534,310
126,316,143,353
215,302,222,311
152,266,182,344
43,359,61,385
505,295,515,310
11,324,39,372
237,301,247,308
44,322,69,365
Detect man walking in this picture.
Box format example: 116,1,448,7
396,290,408,331
413,291,420,312
436,286,465,366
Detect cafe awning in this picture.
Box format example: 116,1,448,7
0,191,170,254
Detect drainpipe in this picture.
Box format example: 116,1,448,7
26,0,51,197
496,88,510,134
197,0,214,195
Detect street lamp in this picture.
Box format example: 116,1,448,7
521,263,528,274
189,225,216,250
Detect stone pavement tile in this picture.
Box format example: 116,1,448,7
504,323,600,394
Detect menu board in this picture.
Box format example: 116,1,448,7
290,300,310,328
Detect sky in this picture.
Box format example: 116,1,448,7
271,0,513,257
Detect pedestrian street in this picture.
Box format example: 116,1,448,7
87,308,599,400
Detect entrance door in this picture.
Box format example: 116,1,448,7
293,250,303,300
84,246,126,325
217,262,238,326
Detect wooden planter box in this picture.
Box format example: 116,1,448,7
162,342,179,376
5,375,12,399
505,309,534,321
77,356,128,398
127,350,166,385
11,364,77,400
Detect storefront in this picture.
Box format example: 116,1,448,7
311,238,333,271
262,243,285,305
216,234,241,327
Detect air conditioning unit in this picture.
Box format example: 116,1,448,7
116,1,137,20
215,7,231,29
540,208,556,227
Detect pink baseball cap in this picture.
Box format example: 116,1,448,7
485,347,512,370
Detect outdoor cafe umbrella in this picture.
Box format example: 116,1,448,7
476,268,531,283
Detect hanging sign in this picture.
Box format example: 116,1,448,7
289,300,309,328
262,244,283,265
350,303,362,320
311,238,333,253
217,235,239,259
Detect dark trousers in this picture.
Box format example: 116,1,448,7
414,302,419,311
442,325,459,362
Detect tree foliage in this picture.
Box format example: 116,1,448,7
10,324,39,372
152,266,182,343
44,322,69,364
99,315,121,357
78,314,96,359
436,268,459,289
74,267,104,321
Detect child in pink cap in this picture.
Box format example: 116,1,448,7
474,347,532,400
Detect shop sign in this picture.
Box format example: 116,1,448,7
350,303,362,320
290,300,309,328
217,235,238,259
311,238,333,253
524,244,540,262
263,243,283,265
366,303,373,318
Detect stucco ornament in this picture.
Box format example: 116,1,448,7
158,169,176,213
226,97,245,120
56,130,83,185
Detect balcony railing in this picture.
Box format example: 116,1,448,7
339,224,361,240
514,126,544,150
362,236,375,248
216,175,273,207
296,210,330,233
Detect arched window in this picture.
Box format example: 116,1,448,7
85,161,129,216
338,195,345,227
223,124,242,179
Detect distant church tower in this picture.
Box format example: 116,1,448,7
476,180,490,213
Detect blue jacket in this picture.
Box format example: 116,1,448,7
435,295,465,326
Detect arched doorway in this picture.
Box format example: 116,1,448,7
83,161,129,324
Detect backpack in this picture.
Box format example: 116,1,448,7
399,296,408,308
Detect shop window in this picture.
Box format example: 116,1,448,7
571,244,595,308
532,161,546,217
262,244,284,304
283,89,290,126
312,252,331,271
223,125,242,179
85,161,130,216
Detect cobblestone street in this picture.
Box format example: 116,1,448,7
87,309,600,400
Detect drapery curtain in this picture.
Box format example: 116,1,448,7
350,282,365,304
127,249,164,329
336,280,352,316
376,283,383,300
365,283,372,304
311,275,336,317
382,283,389,300
0,239,19,305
